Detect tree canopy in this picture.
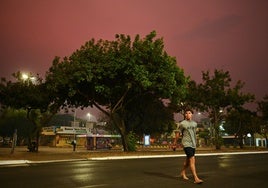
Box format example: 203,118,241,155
0,72,60,151
224,108,260,148
187,69,254,149
46,31,188,151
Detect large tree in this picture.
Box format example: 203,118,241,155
0,72,59,151
224,108,260,148
191,70,254,149
46,31,188,151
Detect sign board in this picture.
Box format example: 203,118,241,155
144,135,150,146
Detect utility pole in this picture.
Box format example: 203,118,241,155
10,129,17,154
72,109,77,151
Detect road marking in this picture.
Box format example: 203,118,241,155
79,184,108,188
89,151,268,160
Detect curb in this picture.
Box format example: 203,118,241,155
0,160,30,166
1,151,268,166
0,158,88,166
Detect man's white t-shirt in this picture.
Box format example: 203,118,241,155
178,120,197,148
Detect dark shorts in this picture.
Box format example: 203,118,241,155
183,147,196,158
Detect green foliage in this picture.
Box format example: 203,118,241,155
126,131,137,151
46,31,187,109
198,129,210,139
46,31,188,151
125,93,175,136
0,72,61,151
224,108,260,142
0,108,35,143
0,72,50,111
196,70,254,111
189,69,255,149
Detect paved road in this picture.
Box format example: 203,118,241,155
0,153,267,188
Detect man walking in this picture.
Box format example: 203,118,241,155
174,109,203,184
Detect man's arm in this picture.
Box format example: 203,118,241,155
173,130,180,145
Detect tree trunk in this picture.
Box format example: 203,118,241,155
120,130,128,152
111,112,129,152
213,113,221,150
238,135,244,149
215,133,221,149
115,123,128,151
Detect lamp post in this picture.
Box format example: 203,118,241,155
73,109,76,140
86,113,94,133
21,72,37,152
71,109,77,151
247,133,252,147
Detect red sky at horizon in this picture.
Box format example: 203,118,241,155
1,0,268,120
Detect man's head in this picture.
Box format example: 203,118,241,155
184,109,193,120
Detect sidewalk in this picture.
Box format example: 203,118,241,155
1,146,267,166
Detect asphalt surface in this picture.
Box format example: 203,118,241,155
1,146,268,166
0,151,268,188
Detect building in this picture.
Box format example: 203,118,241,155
40,126,121,150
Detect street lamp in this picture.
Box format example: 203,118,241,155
87,113,91,121
247,133,252,146
71,109,77,151
21,73,36,84
22,73,29,80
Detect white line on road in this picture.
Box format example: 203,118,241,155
89,151,268,160
78,184,108,188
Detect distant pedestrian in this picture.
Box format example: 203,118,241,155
72,140,77,151
174,109,203,184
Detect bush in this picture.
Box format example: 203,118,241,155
126,131,137,151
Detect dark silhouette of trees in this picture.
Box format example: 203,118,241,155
0,72,60,151
186,70,254,149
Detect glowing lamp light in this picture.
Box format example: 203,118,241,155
22,73,29,80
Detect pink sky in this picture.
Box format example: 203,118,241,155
1,0,268,119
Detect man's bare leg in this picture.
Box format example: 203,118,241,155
189,156,203,183
180,158,189,180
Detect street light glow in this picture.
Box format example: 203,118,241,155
30,76,36,81
21,73,36,84
87,113,91,121
22,73,29,80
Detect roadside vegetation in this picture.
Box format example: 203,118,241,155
1,31,267,151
